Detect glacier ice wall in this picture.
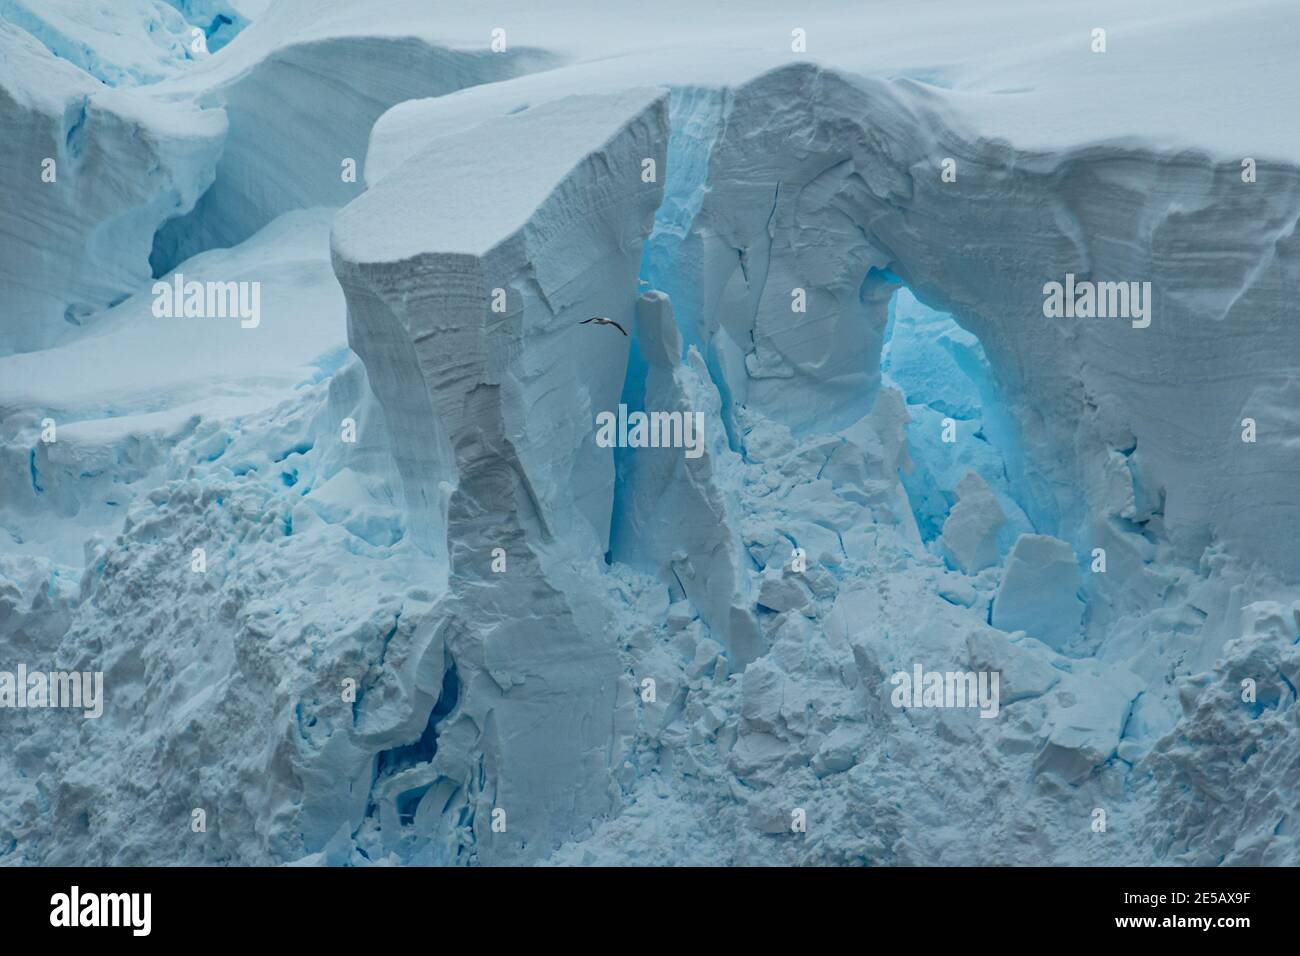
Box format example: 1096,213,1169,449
0,20,225,354
2,2,1298,868
332,89,669,862
676,64,1300,592
334,62,1300,864
2,0,561,356
150,33,559,275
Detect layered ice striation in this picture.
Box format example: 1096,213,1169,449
0,19,225,354
2,1,1298,867
332,89,669,862
2,0,559,356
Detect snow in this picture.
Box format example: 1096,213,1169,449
333,88,668,262
1,205,348,570
0,0,204,88
2,0,1299,868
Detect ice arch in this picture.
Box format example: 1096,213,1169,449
881,284,1035,556
650,62,1300,609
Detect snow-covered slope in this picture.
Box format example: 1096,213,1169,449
0,207,347,565
1,0,1297,867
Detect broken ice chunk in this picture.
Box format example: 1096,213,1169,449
635,290,681,368
812,726,862,777
940,471,1005,573
992,534,1084,650
757,568,810,613
1033,665,1144,783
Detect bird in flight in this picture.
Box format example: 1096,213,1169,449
580,316,627,336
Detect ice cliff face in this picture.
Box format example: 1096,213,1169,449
674,64,1300,592
2,1,1298,867
332,89,668,861
2,0,558,356
0,19,225,354
149,29,558,275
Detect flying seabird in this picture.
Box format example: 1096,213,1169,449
580,316,627,336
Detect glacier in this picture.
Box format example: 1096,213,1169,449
1,0,1298,867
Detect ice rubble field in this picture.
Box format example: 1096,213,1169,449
1,0,1298,866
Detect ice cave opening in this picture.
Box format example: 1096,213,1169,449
878,281,1037,567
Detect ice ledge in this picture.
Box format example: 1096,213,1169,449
331,88,669,555
333,88,669,263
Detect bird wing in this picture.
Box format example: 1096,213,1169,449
579,316,625,335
